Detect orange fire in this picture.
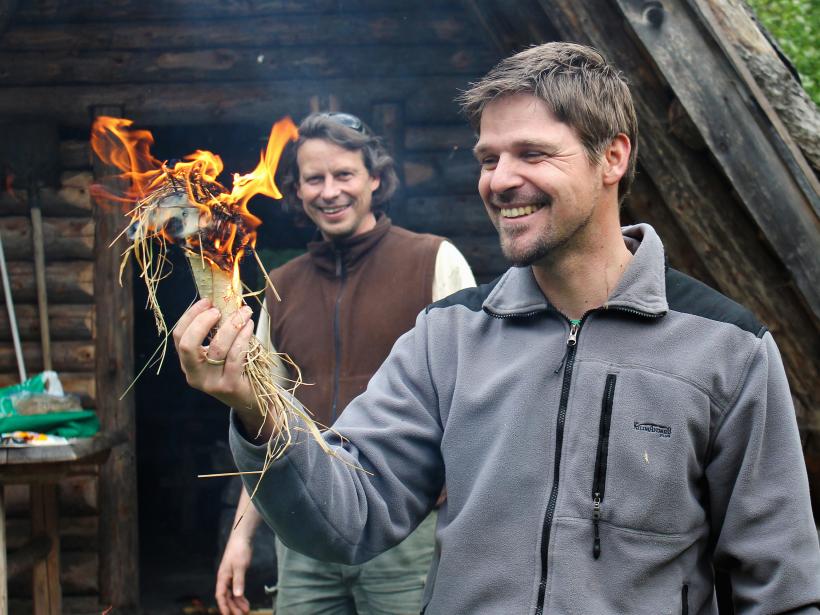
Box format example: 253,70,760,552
90,116,298,271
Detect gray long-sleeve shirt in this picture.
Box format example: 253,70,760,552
231,224,820,614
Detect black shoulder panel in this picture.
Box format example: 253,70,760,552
666,268,767,337
426,277,502,314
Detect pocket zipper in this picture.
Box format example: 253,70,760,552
592,374,617,559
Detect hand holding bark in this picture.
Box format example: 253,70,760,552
173,298,269,437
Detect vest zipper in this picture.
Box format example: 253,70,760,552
331,250,346,423
534,317,583,615
592,373,617,559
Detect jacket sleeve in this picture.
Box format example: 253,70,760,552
706,332,820,613
229,310,444,565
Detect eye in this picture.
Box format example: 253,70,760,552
522,151,546,160
336,171,353,180
303,176,322,185
479,156,498,169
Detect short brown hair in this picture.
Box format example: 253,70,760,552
458,42,638,201
281,113,399,212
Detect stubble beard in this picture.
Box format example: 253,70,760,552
495,198,596,268
490,188,560,267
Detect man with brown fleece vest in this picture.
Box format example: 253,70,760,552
214,112,474,614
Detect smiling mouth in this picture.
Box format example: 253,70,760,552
498,204,545,218
316,204,351,215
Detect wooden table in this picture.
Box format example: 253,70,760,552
0,431,125,615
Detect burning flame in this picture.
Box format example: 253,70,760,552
90,116,298,271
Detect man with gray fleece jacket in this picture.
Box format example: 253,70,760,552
174,43,820,614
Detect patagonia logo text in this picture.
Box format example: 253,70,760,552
633,422,671,438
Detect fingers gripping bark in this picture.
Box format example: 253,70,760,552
173,299,256,412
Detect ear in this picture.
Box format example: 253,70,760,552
602,133,631,188
295,181,303,201
369,175,381,193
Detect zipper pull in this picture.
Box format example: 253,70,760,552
553,320,581,373
567,321,580,346
334,251,343,278
592,493,602,559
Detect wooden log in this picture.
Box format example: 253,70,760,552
0,371,95,408
0,45,496,86
7,551,98,596
57,172,94,215
0,188,90,218
622,169,717,289
699,0,820,173
6,516,98,552
58,477,98,516
13,0,461,22
611,0,820,319
0,340,94,372
1,171,93,217
93,105,139,608
403,150,479,194
6,535,51,579
1,261,94,303
1,479,96,525
0,304,94,342
0,77,471,126
371,102,405,216
394,194,496,236
9,597,103,615
405,125,477,151
59,141,91,170
0,217,94,261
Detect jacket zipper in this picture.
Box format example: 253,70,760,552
331,250,346,423
487,304,660,614
681,583,689,615
592,373,617,559
534,317,582,615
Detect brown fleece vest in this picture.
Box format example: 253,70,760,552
264,216,443,427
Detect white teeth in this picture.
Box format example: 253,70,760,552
499,204,542,218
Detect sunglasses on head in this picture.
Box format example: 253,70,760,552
319,112,365,133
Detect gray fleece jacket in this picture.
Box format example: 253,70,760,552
230,224,820,615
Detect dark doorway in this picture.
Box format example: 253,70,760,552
132,123,311,611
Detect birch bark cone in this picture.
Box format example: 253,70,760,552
186,252,243,327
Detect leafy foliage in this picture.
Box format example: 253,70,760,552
746,0,819,105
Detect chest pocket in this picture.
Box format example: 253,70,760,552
603,368,711,535
563,363,712,537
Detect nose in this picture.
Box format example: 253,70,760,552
488,154,524,195
320,176,341,201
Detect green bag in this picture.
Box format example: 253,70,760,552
0,410,100,439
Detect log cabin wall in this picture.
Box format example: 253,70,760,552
0,142,100,611
0,1,504,609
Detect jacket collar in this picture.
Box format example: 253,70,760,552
307,213,392,276
482,223,668,319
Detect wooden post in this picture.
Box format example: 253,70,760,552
0,487,7,615
30,484,60,615
91,105,139,609
29,195,52,371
